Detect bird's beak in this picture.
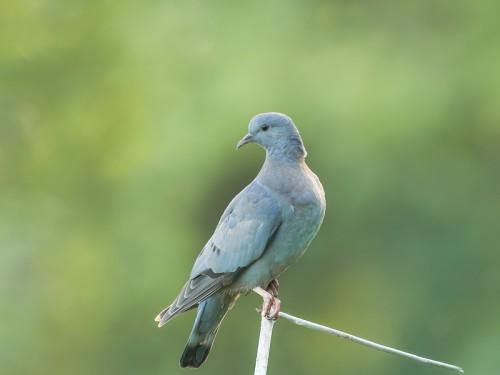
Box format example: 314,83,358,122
236,134,254,149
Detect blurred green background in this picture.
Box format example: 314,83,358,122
1,1,499,374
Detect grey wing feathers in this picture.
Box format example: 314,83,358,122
155,270,238,326
156,182,286,326
191,182,285,276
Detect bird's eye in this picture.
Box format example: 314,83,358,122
261,124,269,132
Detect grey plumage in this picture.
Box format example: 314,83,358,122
155,112,326,368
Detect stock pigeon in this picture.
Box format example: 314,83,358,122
155,112,326,368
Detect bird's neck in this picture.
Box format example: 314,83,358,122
266,135,307,163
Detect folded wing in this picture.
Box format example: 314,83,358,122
156,182,286,326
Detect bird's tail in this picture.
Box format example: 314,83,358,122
180,293,236,368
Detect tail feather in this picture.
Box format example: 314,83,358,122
180,294,236,368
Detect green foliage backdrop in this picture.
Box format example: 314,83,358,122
1,1,499,374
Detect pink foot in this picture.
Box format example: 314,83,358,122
253,283,281,320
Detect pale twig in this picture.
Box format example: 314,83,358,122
278,311,464,373
254,315,275,375
254,310,464,374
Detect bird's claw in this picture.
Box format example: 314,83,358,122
262,295,281,320
253,282,281,320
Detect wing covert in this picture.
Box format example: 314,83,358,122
190,181,286,278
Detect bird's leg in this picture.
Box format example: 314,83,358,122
253,284,281,320
266,278,279,297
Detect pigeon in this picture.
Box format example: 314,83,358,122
155,112,326,368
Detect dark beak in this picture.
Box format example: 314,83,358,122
236,134,254,149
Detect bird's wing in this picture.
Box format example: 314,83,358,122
157,181,288,326
193,181,287,276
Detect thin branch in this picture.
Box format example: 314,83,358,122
278,311,464,373
253,310,464,374
254,315,275,375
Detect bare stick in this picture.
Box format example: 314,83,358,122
254,316,275,375
278,311,464,373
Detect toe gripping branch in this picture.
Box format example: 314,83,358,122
253,279,281,320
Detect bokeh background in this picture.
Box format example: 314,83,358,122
1,1,499,374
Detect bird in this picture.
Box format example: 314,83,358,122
155,112,326,368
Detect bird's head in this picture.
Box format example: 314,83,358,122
237,112,307,160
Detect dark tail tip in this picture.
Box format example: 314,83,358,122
178,294,234,368
179,342,212,368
